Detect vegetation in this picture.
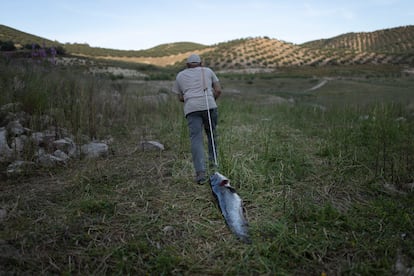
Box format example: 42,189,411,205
0,40,16,51
303,25,414,54
201,26,414,69
0,24,209,58
2,24,414,69
1,53,413,274
0,24,58,47
64,41,210,58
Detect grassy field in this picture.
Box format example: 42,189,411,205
1,58,414,275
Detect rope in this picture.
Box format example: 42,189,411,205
201,67,218,168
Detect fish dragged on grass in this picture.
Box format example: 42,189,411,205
210,172,250,243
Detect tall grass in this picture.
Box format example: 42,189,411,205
1,58,414,275
310,103,414,185
0,58,177,141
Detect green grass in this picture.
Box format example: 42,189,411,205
1,58,414,275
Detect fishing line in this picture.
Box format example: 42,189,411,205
201,67,218,170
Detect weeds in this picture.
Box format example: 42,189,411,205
1,58,414,274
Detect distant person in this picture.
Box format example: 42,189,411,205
172,54,222,184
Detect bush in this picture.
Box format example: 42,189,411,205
0,40,16,51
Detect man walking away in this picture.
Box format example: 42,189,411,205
172,54,222,184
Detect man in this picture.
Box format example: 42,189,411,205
172,54,222,184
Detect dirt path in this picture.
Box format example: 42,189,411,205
307,79,328,91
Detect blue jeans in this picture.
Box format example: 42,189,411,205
186,108,218,174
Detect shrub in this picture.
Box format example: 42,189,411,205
0,40,16,51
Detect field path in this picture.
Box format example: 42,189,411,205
307,79,328,91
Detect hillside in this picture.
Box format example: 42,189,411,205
0,24,57,48
302,26,414,54
64,41,210,58
201,26,414,69
1,24,414,68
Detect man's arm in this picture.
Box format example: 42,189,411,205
172,80,184,102
212,82,222,100
178,93,184,102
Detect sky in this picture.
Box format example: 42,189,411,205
1,0,413,51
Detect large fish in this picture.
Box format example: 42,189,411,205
210,172,250,243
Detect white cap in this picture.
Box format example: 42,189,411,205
187,54,201,63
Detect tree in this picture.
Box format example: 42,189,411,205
0,40,16,51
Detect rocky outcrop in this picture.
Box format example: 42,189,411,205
1,103,111,176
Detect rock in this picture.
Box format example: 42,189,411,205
141,140,165,151
7,120,25,136
359,115,376,121
0,208,6,222
81,142,109,158
162,225,174,232
6,160,36,176
162,225,175,236
36,152,67,167
31,130,55,149
53,138,77,157
396,117,406,123
394,252,414,275
31,132,45,146
0,127,12,162
0,103,23,125
0,102,22,114
10,135,29,158
2,109,29,129
53,149,70,162
101,135,114,145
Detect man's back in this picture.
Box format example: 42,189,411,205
174,66,218,115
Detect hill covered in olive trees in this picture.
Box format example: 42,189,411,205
1,24,413,68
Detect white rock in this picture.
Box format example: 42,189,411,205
31,132,45,146
11,135,29,157
7,120,25,136
53,150,70,162
37,154,64,167
36,152,66,167
0,127,12,162
81,142,109,158
6,160,36,175
141,140,165,151
53,137,77,157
